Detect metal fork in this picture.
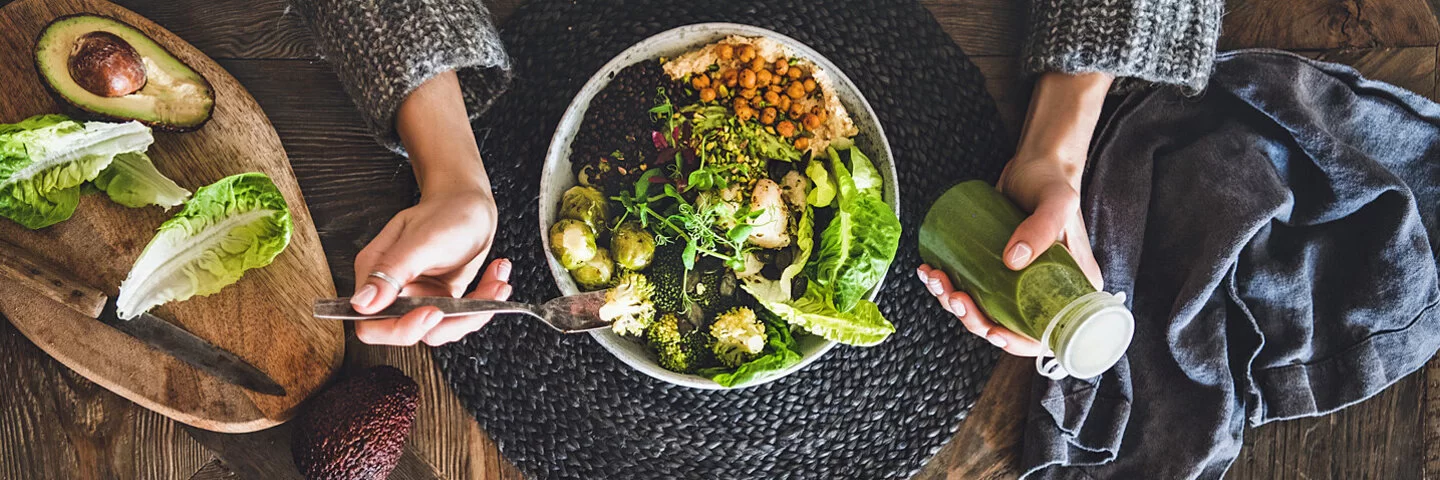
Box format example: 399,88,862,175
312,291,612,333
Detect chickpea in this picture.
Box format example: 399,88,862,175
767,84,784,95
737,107,756,122
794,136,811,150
777,95,792,111
722,69,739,87
733,97,749,111
699,87,717,103
737,44,756,63
692,74,711,89
773,59,790,75
786,82,806,99
739,69,757,89
740,88,758,99
761,107,778,125
803,78,817,93
776,120,796,138
756,69,773,87
788,101,806,119
802,113,822,130
749,57,766,71
717,44,735,60
763,90,781,105
787,66,803,80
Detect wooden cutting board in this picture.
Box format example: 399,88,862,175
0,0,343,433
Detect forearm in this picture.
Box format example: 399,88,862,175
396,71,492,198
1015,72,1113,183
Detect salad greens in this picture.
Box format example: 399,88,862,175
116,173,293,319
810,147,902,313
0,114,154,228
94,152,192,209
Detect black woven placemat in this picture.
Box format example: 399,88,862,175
435,0,1013,478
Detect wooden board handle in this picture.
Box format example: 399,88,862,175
0,237,107,318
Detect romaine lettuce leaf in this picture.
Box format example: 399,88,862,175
0,115,153,228
805,159,835,207
743,280,895,347
810,148,901,312
94,152,191,209
116,173,293,319
778,206,814,299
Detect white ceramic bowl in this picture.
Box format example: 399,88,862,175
540,23,899,389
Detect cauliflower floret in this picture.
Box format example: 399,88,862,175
600,272,656,336
709,307,767,367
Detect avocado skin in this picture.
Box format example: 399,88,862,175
292,365,420,480
34,14,215,132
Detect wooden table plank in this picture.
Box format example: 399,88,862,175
1221,0,1440,50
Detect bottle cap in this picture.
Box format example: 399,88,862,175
1036,291,1134,379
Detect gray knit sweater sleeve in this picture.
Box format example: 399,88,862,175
290,0,512,154
1024,0,1222,92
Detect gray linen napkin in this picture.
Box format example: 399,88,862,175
1022,50,1440,479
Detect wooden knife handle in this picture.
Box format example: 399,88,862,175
0,237,108,318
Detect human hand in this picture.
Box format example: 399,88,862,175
351,190,513,346
349,70,512,346
924,72,1112,356
918,154,1100,356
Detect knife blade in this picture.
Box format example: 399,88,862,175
0,237,285,397
99,299,287,397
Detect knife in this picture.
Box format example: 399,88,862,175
0,238,286,397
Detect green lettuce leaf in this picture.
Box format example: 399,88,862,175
810,147,901,312
778,206,814,299
116,173,293,319
805,159,835,207
94,152,191,209
743,280,895,347
0,115,153,228
698,308,802,387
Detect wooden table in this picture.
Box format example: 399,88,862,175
2,0,1437,478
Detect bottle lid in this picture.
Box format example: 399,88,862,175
1036,291,1134,379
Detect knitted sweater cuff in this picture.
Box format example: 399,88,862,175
1023,0,1221,93
292,0,513,156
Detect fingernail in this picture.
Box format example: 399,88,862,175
987,333,1008,348
496,259,512,281
1008,242,1033,268
916,268,927,283
351,284,377,308
497,284,514,300
925,278,942,296
948,297,966,316
426,309,445,327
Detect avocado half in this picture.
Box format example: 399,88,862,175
35,14,215,132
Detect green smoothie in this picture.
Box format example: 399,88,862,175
919,180,1132,378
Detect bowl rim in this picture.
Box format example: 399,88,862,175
539,22,898,389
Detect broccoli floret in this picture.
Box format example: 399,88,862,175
600,272,656,337
647,313,699,373
648,242,687,312
693,267,726,311
709,307,767,368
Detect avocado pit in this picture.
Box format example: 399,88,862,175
68,31,146,98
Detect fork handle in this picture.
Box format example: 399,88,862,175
313,297,538,320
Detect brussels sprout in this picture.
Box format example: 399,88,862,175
571,247,615,290
560,185,610,233
612,221,656,270
549,219,597,269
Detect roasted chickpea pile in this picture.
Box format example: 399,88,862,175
687,44,828,150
